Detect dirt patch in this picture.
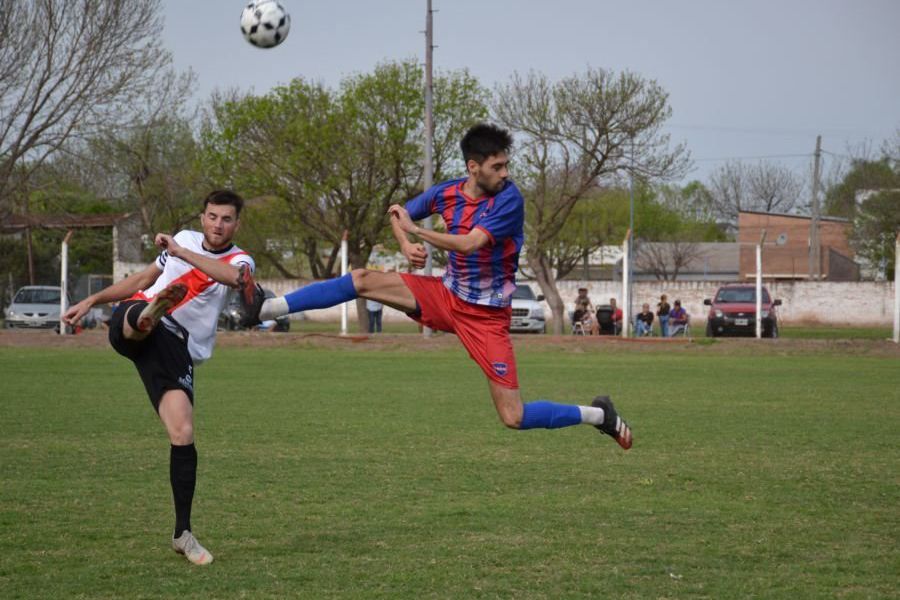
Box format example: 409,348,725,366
2,328,898,358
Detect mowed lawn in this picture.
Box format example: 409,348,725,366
1,340,898,599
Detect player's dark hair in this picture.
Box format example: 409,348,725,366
203,189,244,216
460,123,513,165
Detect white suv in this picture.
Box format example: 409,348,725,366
510,284,546,333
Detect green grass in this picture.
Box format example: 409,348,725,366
1,342,898,599
778,325,894,340
289,319,423,335
289,320,896,340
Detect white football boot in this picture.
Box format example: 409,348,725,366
172,530,214,565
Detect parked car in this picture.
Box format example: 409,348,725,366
510,284,546,333
218,288,291,332
704,284,782,338
4,285,68,331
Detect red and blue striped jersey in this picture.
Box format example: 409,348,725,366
405,178,524,308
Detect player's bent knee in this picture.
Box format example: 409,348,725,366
168,422,194,445
497,407,523,430
350,268,372,294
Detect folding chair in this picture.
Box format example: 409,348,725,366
669,322,691,338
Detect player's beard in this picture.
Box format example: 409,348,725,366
477,175,505,196
203,230,232,250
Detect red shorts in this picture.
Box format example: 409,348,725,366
400,274,518,389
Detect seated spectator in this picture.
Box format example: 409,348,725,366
609,298,623,335
635,303,654,336
668,299,690,337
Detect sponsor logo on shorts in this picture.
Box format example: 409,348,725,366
492,362,508,376
178,365,194,392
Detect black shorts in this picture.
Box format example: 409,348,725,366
109,300,194,412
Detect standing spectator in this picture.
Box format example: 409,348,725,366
572,287,598,335
635,303,654,336
657,294,671,338
609,298,623,335
669,299,690,337
366,298,383,333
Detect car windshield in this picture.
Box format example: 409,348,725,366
512,285,535,300
715,288,770,303
14,288,61,304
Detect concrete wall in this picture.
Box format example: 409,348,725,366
258,278,897,327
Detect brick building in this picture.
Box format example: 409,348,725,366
738,211,859,281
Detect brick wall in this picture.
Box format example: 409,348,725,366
737,212,856,280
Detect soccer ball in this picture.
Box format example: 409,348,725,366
240,1,291,48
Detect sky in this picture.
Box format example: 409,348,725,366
161,0,900,184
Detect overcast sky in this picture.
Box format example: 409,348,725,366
162,0,900,184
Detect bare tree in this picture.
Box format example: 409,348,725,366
634,240,705,281
0,0,172,217
494,68,690,333
708,160,804,229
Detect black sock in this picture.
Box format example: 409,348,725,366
126,301,148,330
170,443,197,538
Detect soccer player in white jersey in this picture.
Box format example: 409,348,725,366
64,190,259,566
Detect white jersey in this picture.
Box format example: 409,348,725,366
133,230,255,363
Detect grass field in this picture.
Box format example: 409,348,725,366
289,319,895,340
1,337,898,599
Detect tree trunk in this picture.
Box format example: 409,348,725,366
528,251,566,335
355,297,369,334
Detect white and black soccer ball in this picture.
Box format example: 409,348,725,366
240,1,291,48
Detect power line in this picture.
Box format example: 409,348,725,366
692,153,812,162
667,123,886,138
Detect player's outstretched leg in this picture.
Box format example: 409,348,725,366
590,395,633,450
136,282,188,333
245,273,359,325
490,383,633,450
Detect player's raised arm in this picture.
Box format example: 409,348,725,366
388,205,428,268
155,233,245,287
63,263,162,325
388,204,490,256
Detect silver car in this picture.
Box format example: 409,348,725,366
4,286,66,330
510,284,546,333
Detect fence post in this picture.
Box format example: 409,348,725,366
893,233,899,344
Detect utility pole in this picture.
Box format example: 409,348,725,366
627,137,635,337
808,135,822,280
422,0,434,337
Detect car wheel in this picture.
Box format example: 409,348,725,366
705,322,715,337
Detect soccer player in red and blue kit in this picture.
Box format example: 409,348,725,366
244,123,632,449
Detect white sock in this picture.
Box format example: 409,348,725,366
578,405,605,426
259,297,288,321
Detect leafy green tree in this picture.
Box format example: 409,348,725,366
824,146,900,277
520,188,630,281
202,59,488,329
825,158,899,219
849,190,900,277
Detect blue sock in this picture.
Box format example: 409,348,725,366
519,401,582,430
285,273,358,313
